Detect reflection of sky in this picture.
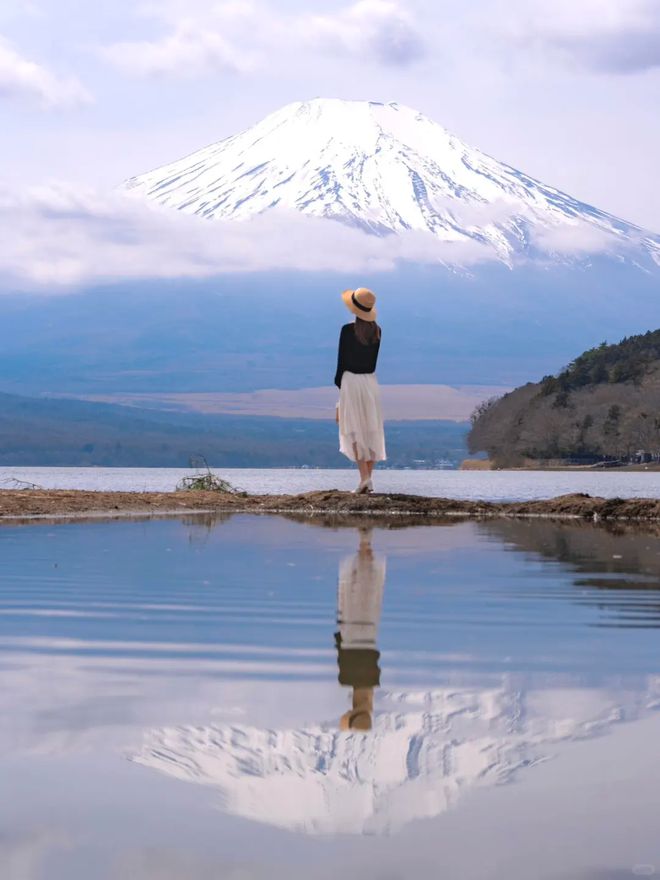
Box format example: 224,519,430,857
0,515,660,877
1,516,659,675
131,682,660,836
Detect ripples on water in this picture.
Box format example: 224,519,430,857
4,465,660,499
0,513,659,878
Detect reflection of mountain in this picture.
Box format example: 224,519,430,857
131,682,656,835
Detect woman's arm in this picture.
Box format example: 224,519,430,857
334,325,348,389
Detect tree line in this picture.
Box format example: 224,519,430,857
468,329,660,466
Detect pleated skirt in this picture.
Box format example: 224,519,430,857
338,372,387,463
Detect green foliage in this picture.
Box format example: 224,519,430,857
540,330,660,396
468,327,660,465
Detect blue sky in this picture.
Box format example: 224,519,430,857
2,0,660,287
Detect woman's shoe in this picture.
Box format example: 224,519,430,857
354,478,372,494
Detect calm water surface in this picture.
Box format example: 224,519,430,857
4,465,660,500
1,513,659,879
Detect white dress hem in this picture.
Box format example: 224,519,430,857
338,371,386,463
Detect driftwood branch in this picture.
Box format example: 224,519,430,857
1,477,45,490
176,454,237,493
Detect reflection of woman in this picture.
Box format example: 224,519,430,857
335,527,386,731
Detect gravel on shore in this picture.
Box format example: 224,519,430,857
2,489,660,523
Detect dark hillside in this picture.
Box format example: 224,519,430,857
468,330,660,466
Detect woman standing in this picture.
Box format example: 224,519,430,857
334,287,386,494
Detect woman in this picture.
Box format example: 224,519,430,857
334,287,386,494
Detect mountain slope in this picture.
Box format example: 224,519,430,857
468,329,660,465
124,98,660,267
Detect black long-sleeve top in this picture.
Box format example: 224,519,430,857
334,323,381,389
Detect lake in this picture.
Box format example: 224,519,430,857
1,512,659,879
3,465,660,500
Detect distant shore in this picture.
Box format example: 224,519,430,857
460,459,660,472
2,489,660,526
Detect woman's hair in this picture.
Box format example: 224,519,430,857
354,317,381,346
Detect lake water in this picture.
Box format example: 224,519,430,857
3,465,660,500
1,512,659,880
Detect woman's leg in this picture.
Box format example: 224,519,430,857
353,443,370,483
366,460,375,478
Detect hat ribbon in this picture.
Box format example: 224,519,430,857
351,292,373,313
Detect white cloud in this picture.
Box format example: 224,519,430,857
303,0,425,67
498,0,660,73
0,180,644,291
0,182,495,291
103,0,424,78
447,198,526,229
103,3,258,77
531,221,623,256
0,35,91,107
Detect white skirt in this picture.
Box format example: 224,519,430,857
338,372,386,462
337,550,386,648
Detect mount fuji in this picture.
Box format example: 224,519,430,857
2,101,660,400
124,98,660,268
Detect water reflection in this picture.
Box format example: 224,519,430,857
335,527,384,732
2,513,660,876
480,519,660,627
0,831,70,880
129,524,660,836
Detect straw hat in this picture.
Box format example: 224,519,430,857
341,287,377,322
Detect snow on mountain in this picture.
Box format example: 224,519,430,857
124,98,660,267
130,683,651,836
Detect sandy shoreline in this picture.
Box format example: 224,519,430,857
2,488,660,525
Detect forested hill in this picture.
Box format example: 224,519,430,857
468,330,660,466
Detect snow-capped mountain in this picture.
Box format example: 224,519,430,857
131,682,655,836
124,98,660,267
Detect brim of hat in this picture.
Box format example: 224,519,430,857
341,289,377,322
